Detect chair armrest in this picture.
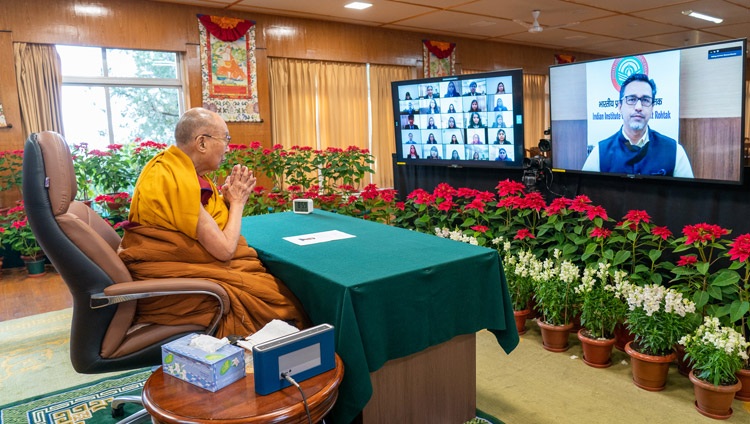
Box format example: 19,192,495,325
91,278,230,316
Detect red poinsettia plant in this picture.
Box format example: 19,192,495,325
0,149,24,191
492,179,547,253
95,192,131,218
725,233,750,368
392,183,484,236
1,202,43,259
605,209,675,285
538,194,610,264
670,223,738,318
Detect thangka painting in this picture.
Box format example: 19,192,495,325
198,14,261,122
422,40,456,78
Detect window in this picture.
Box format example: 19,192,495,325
56,45,185,149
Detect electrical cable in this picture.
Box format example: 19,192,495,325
281,372,313,424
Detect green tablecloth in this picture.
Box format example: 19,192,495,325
241,210,519,424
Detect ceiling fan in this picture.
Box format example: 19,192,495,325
513,10,579,33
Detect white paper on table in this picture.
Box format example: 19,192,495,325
283,230,356,246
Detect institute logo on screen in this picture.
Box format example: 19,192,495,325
610,55,648,91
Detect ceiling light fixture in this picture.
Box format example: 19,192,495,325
681,10,723,24
345,2,372,10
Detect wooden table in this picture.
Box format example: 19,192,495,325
142,354,344,423
241,211,519,423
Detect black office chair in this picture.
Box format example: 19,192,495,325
22,131,231,423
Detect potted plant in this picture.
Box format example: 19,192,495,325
87,144,137,195
94,192,131,219
71,143,97,202
725,232,750,400
493,237,536,335
531,248,580,352
606,209,675,285
680,316,749,419
2,203,46,276
670,222,738,318
616,282,697,391
603,210,676,351
574,262,628,367
130,138,168,177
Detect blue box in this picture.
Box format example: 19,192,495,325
161,334,245,392
253,324,335,395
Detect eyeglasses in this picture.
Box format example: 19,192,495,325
622,95,653,107
200,134,231,145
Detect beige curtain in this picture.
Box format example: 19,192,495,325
270,58,368,151
272,58,411,189
317,62,368,150
523,74,549,156
13,43,64,137
269,58,318,149
369,64,412,188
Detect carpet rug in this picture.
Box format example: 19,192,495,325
0,310,503,424
0,370,499,424
0,309,133,407
0,369,150,424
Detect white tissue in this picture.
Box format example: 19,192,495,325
235,319,299,352
188,334,229,353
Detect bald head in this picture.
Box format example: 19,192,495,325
174,107,225,147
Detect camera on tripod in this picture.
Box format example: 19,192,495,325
522,129,552,190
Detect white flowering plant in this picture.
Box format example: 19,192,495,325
575,262,628,340
433,227,479,246
679,316,750,386
492,237,537,311
532,249,581,326
617,282,698,356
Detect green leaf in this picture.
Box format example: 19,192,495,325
612,250,630,266
710,270,740,287
693,291,709,309
648,249,662,262
672,244,691,253
706,284,722,301
729,300,750,322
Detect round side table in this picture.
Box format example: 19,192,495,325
142,354,344,423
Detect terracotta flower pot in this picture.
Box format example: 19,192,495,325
689,370,741,420
569,311,582,334
513,309,530,335
674,343,693,377
527,297,539,319
614,322,635,352
537,320,573,352
735,368,750,401
577,329,616,368
625,341,675,391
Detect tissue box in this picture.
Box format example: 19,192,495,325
161,334,245,392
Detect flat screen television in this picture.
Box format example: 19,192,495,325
391,69,525,168
549,38,746,185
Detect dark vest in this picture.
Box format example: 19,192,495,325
598,128,677,176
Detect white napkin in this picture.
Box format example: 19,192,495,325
188,334,229,353
236,319,299,351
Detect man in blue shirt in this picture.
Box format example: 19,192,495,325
582,73,693,178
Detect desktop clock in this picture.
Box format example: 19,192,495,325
292,199,313,214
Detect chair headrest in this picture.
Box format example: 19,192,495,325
36,131,77,216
